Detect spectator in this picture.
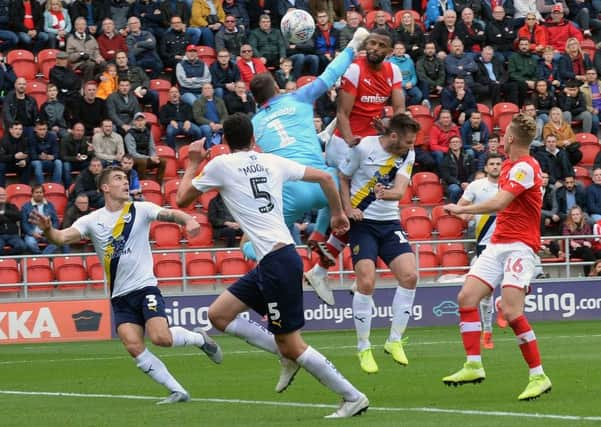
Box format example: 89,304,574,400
0,186,26,256
275,0,312,25
544,3,583,54
440,135,477,203
177,45,212,106
425,0,455,31
455,8,485,54
68,0,107,36
531,81,560,141
508,38,539,107
586,167,601,222
0,61,16,101
473,45,516,105
245,0,275,29
314,10,340,71
61,122,94,188
559,78,598,134
540,170,562,237
0,122,30,187
97,18,128,63
106,78,141,136
39,83,69,141
72,157,104,209
315,87,337,125
21,184,60,255
395,11,425,62
29,121,63,185
96,63,119,100
210,49,242,99
534,134,573,186
543,106,582,166
562,205,595,275
43,0,71,49
588,259,601,276
159,15,193,69
485,6,516,61
68,81,107,136
537,0,568,21
565,0,601,38
460,110,489,159
61,193,91,228
430,9,457,59
236,44,268,88
114,50,159,115
223,0,250,30
554,175,587,221
125,16,163,78
128,0,167,42
66,17,106,82
124,112,166,181
120,154,143,200
477,132,504,170
274,57,295,91
444,38,477,86
92,118,125,166
538,46,561,91
0,0,18,52
223,80,256,115
416,41,446,106
10,0,49,53
581,68,601,131
159,86,203,149
517,12,547,56
208,192,243,247
430,109,461,165
160,0,193,31
192,82,229,146
441,75,476,125
286,34,319,81
338,11,363,50
215,14,247,55
388,42,422,105
558,37,593,86
3,77,38,139
249,14,286,69
190,0,225,47
49,51,83,113
108,0,130,34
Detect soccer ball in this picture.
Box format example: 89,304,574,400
281,9,315,44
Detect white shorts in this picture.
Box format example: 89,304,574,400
468,242,537,291
325,134,351,168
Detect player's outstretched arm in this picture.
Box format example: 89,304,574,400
444,190,515,216
176,139,205,208
28,210,82,245
157,209,200,237
303,167,350,235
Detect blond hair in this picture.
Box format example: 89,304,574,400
508,113,536,147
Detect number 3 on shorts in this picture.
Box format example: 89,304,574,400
146,294,158,311
267,302,280,321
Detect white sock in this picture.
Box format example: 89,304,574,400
313,264,328,278
225,315,279,355
479,295,494,333
135,348,186,394
530,365,545,376
353,291,373,351
388,287,415,343
296,346,361,402
170,326,205,347
467,355,482,363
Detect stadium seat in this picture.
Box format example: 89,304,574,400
405,216,433,240
413,115,434,145
581,38,596,59
215,249,249,284
492,102,519,132
578,144,600,167
297,247,313,272
200,190,219,212
575,132,599,146
574,166,592,187
477,103,493,131
7,49,37,80
412,171,439,187
376,257,394,278
440,249,469,275
296,75,316,88
430,205,447,227
398,184,414,206
416,245,439,277
437,242,466,256
394,10,424,30
407,104,431,118
185,251,216,285
26,80,48,108
25,257,55,292
186,213,213,247
139,180,163,205
208,143,231,159
6,183,32,209
37,48,59,80
400,206,429,228
150,79,172,108
143,112,163,144
86,255,105,289
436,215,465,239
365,10,392,28
150,222,182,249
43,183,67,218
358,0,376,12
54,256,87,290
415,181,445,205
197,45,217,66
0,259,22,293
382,105,393,118
156,145,178,178
154,253,183,287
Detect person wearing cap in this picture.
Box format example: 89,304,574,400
106,78,141,136
177,44,212,106
124,112,167,182
544,3,584,54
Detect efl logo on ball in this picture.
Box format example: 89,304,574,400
281,9,315,44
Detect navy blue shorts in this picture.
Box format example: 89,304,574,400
111,286,167,329
349,219,413,266
227,244,304,335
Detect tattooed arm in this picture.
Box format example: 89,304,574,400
157,209,201,237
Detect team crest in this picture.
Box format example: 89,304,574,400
122,213,132,223
353,244,360,255
514,169,526,182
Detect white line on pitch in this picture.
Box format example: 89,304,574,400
0,389,599,422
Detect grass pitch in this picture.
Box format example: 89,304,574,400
1,320,600,426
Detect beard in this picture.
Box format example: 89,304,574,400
366,52,386,65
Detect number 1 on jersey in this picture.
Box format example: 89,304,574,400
267,118,295,148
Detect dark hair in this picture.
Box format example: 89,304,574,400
122,153,134,161
369,28,393,46
489,132,500,140
97,165,125,192
32,184,44,193
385,113,420,136
10,121,23,128
485,152,504,164
35,120,48,127
250,72,278,105
223,113,253,151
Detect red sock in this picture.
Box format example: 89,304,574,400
459,307,481,356
325,232,349,258
509,315,541,369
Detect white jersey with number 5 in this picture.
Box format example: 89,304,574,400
191,151,306,261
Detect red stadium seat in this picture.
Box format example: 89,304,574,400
185,251,216,285
156,145,178,178
477,103,493,131
581,39,596,59
186,213,213,248
140,180,163,205
143,112,163,144
150,222,182,249
394,10,424,30
407,104,431,118
154,253,183,287
376,257,394,279
413,115,434,146
43,183,67,218
150,79,172,107
297,248,313,272
86,255,105,289
358,0,376,12
574,166,592,187
412,171,439,187
430,205,447,227
398,184,414,207
6,183,32,209
437,242,466,256
26,80,48,108
208,143,230,159
0,259,22,293
575,132,599,146
197,45,217,66
400,206,429,228
405,216,434,240
25,257,55,292
492,102,519,132
578,144,600,167
296,75,316,88
215,249,249,284
415,182,445,205
436,215,465,239
440,249,469,275
54,256,87,290
37,48,60,80
416,245,439,277
7,49,37,80
200,190,218,212
365,10,392,29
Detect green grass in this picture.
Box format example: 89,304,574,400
1,321,600,426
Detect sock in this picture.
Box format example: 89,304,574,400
509,315,544,376
296,346,361,402
312,264,328,278
325,232,349,258
135,348,186,394
459,307,482,363
353,291,373,351
388,286,415,343
170,326,205,347
225,315,279,355
479,295,494,333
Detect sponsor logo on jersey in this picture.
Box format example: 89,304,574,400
359,94,388,104
363,78,372,86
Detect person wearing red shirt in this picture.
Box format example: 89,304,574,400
97,18,128,63
429,109,460,165
517,13,547,55
236,43,267,89
442,113,552,401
